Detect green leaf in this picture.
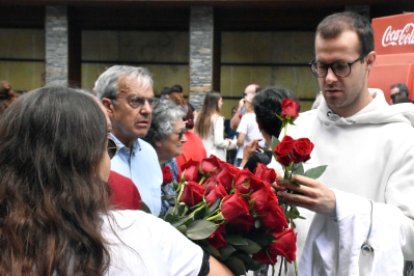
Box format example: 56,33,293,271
247,231,274,247
226,235,248,246
220,245,237,260
172,215,192,228
207,243,221,258
305,165,327,179
140,201,152,214
286,205,301,220
225,256,247,276
176,224,187,235
234,238,262,254
271,136,280,150
176,202,189,216
292,162,304,175
206,198,221,216
186,220,218,240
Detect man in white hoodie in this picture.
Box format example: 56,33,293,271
279,11,414,275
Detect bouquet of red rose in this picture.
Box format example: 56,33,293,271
272,99,327,226
163,155,297,275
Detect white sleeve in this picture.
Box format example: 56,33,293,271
236,114,248,135
104,210,203,276
213,116,230,149
156,215,204,276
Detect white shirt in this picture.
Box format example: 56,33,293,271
102,210,203,276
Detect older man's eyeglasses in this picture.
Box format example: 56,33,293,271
309,56,364,78
174,129,186,140
107,138,117,159
108,95,154,109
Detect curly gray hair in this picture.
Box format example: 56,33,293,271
144,98,186,146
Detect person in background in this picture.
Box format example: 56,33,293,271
224,106,238,164
280,11,414,274
169,84,186,106
0,80,18,116
144,98,187,216
195,92,237,162
176,103,207,171
390,82,411,104
234,92,264,167
94,65,162,216
0,86,232,276
159,86,171,99
107,138,141,211
240,86,295,174
230,83,260,130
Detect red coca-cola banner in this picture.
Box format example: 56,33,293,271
373,13,414,55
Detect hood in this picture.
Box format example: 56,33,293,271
316,88,414,127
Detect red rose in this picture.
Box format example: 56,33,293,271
270,228,297,262
274,136,295,166
234,169,263,194
292,138,314,163
281,99,299,120
180,181,205,206
253,228,297,265
181,160,200,182
221,192,254,232
254,163,277,185
200,155,221,175
215,163,240,192
251,187,287,232
162,166,174,186
205,183,228,206
208,225,227,249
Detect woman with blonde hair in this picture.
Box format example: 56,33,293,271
195,92,236,161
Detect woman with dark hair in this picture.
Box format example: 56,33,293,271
195,92,236,161
0,86,232,276
240,86,295,172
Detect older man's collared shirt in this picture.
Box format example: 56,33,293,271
110,134,162,216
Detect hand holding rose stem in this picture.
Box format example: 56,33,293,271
271,99,327,275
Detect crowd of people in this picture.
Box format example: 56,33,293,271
1,10,414,276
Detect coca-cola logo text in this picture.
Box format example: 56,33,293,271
381,23,414,48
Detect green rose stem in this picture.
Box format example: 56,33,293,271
172,180,186,214
205,211,224,222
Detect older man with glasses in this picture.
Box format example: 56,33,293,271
95,65,162,216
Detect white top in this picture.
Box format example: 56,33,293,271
202,114,236,161
285,89,414,274
102,210,203,276
236,112,265,160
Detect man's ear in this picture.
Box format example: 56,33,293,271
366,51,376,72
101,98,114,116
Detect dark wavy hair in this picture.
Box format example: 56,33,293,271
253,86,295,138
0,86,110,275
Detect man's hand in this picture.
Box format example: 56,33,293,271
276,174,336,215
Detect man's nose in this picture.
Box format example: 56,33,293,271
324,67,338,84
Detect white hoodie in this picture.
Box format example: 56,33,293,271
286,89,414,275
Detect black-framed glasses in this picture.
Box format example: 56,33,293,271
309,56,365,78
108,95,154,109
107,138,117,159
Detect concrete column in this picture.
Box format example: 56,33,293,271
189,6,214,108
45,6,69,86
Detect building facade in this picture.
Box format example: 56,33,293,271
0,0,413,115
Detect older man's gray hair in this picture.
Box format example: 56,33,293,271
93,65,153,99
